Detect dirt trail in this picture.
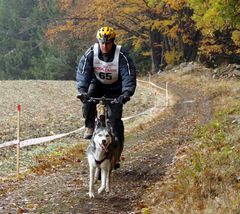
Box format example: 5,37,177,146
0,83,211,214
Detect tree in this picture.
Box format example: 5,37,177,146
1,0,238,80
46,0,157,71
0,0,69,79
0,0,36,79
45,0,202,72
188,0,240,65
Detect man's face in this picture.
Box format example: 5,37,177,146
99,41,113,54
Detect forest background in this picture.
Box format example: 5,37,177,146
0,0,240,80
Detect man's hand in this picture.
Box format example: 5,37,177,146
77,93,89,103
117,91,130,104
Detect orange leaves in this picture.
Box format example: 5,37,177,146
30,144,85,175
44,0,153,52
44,0,96,46
46,20,74,37
200,44,224,55
45,24,70,44
164,0,187,11
199,38,224,56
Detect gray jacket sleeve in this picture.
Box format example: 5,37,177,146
119,49,137,96
76,47,94,94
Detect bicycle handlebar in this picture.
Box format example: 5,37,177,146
77,94,120,104
87,97,119,104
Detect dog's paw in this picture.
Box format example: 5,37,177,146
89,192,95,198
105,187,110,193
98,187,105,194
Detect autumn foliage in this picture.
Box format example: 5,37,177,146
1,0,239,79
45,0,240,72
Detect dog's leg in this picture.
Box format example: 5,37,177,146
105,167,111,193
106,157,115,193
94,167,100,183
98,168,106,194
89,166,95,198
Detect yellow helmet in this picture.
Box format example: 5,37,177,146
96,27,116,43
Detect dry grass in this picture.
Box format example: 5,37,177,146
0,80,158,142
30,142,87,175
143,67,240,213
0,80,81,142
0,80,166,178
1,68,239,212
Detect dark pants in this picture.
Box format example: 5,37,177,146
82,83,124,157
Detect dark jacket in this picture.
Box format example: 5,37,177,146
76,43,136,96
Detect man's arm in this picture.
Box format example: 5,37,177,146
119,49,137,96
76,47,94,94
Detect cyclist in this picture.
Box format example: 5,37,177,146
76,26,136,166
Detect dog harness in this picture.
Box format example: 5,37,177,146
95,155,109,165
93,43,121,85
94,151,112,166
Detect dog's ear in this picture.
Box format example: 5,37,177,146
106,126,113,140
95,119,101,129
106,123,114,136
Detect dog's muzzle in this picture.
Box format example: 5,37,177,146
99,140,109,153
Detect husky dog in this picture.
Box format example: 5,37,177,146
87,122,119,198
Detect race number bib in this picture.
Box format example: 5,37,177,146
93,43,121,84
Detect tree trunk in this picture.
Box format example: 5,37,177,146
183,30,200,61
150,29,163,73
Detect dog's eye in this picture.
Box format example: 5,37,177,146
98,134,102,137
106,134,110,137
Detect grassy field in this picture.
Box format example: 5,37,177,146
0,80,166,178
143,64,240,213
1,64,239,213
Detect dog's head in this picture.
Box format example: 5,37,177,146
93,126,113,152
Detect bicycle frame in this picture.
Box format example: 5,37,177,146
87,97,118,128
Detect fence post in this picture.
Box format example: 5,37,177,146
16,104,21,176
